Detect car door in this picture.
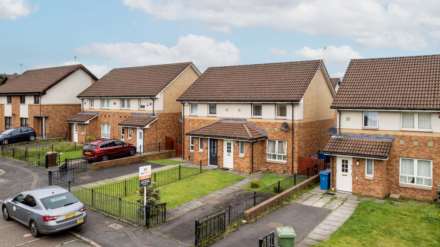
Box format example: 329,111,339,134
113,140,125,157
20,195,38,224
9,194,29,224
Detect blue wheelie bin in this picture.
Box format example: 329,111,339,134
319,169,331,190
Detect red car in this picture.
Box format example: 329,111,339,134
83,139,136,162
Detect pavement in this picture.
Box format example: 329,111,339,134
0,157,92,247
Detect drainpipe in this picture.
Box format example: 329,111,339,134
337,109,341,135
152,98,155,116
250,142,254,174
291,103,295,175
181,103,185,160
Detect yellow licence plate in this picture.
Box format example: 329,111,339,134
76,218,84,224
84,152,92,155
65,212,77,220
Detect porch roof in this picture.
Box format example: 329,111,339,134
67,112,98,124
187,119,267,141
322,134,394,160
119,113,157,128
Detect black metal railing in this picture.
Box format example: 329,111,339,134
259,232,276,247
48,158,88,188
195,210,227,247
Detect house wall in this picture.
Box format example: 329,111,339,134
163,65,199,113
41,70,95,105
28,104,81,138
339,110,440,132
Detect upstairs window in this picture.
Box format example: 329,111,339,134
276,104,287,118
401,112,432,131
4,117,11,129
20,96,25,104
121,99,130,109
252,104,262,118
100,99,110,109
6,96,11,104
208,104,217,115
34,96,40,104
190,104,198,115
363,111,378,129
90,99,95,108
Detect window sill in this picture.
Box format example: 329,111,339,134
399,183,432,191
362,127,378,130
239,155,245,158
266,159,287,164
365,176,374,180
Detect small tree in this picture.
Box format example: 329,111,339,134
138,185,160,206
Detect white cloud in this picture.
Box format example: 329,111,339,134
77,34,240,71
0,0,32,20
296,45,361,67
122,0,440,50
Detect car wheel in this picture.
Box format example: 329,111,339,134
2,139,8,145
102,155,109,161
129,149,136,156
29,221,40,237
29,135,35,141
2,206,10,221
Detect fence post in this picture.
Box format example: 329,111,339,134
51,144,54,152
144,205,150,228
91,189,95,208
277,181,281,193
178,165,182,180
195,220,200,247
48,171,53,185
199,160,202,173
253,191,257,206
153,173,157,184
294,173,297,185
118,198,122,217
124,179,127,197
158,142,161,152
68,181,71,192
228,205,232,225
25,147,28,161
12,147,15,158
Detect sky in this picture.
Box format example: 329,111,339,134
1,0,440,78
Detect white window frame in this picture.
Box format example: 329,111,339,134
199,138,204,152
120,127,125,141
266,140,287,163
189,136,195,152
362,111,378,129
400,112,432,131
90,99,94,108
251,104,262,118
399,158,432,188
365,159,374,179
208,104,217,116
101,123,111,139
100,99,110,109
275,104,287,119
190,104,198,116
121,99,130,109
239,141,245,158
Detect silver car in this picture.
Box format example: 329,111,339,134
1,186,86,237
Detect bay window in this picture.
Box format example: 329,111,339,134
266,140,287,162
400,158,432,187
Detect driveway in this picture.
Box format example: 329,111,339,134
0,157,92,246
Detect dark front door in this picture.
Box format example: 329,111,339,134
209,139,218,166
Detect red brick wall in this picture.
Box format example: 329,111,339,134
352,158,389,198
0,104,4,131
11,96,20,128
29,104,81,138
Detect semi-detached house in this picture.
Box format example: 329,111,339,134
323,54,440,201
0,64,97,140
69,62,200,153
178,60,336,174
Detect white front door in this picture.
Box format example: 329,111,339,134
336,156,353,192
137,128,143,153
72,123,78,143
223,140,234,169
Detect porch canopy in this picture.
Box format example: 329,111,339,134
119,113,157,128
67,112,98,124
322,134,394,160
187,119,267,142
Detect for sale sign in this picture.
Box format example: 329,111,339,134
139,165,152,187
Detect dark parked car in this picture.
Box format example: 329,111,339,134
0,127,36,145
83,139,136,162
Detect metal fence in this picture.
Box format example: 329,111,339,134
259,232,276,247
0,140,81,166
48,158,88,188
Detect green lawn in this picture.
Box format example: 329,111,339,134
244,172,306,193
317,200,440,247
127,170,244,209
149,159,182,166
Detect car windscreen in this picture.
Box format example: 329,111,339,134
83,144,97,151
40,192,79,209
0,129,15,136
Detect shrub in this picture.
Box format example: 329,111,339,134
250,180,260,189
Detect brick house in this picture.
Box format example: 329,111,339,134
323,55,440,201
178,60,336,174
69,62,200,153
0,65,97,139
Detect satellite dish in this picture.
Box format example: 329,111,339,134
280,122,289,132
